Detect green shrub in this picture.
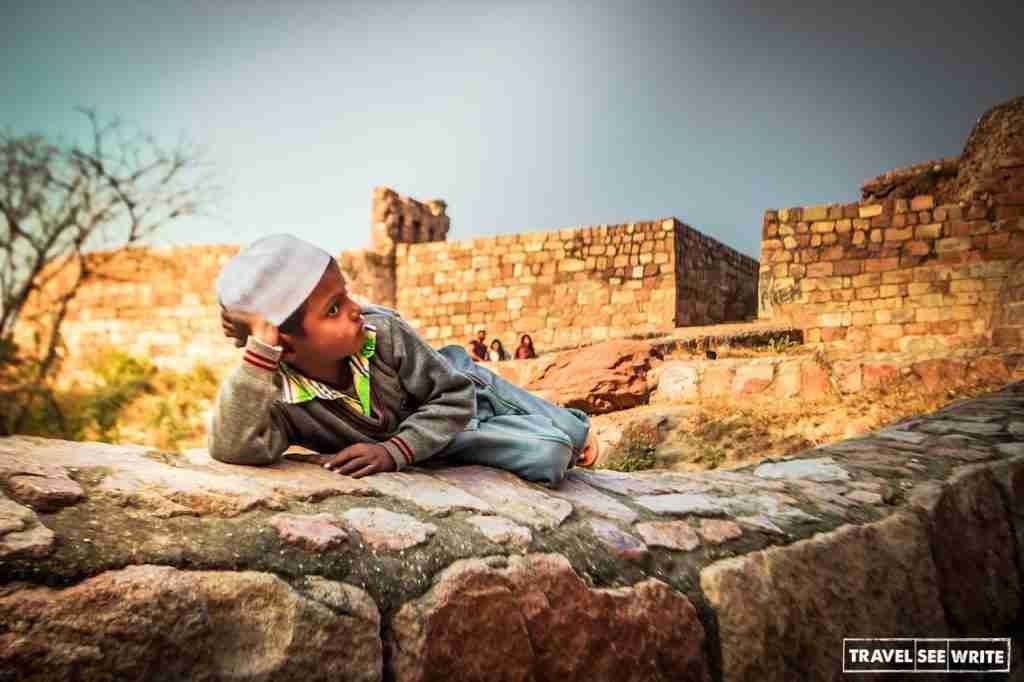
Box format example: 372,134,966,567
604,422,659,472
2,347,157,442
140,364,220,450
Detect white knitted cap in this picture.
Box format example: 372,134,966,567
216,234,332,326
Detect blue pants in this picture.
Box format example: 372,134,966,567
437,346,590,487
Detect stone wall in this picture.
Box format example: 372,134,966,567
3,383,1024,680
758,194,1024,352
394,218,757,351
394,220,675,350
15,245,242,374
675,222,758,327
17,201,757,373
339,186,449,308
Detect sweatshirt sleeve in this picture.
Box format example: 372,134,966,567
207,336,292,466
376,315,475,471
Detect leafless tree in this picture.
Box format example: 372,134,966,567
0,109,214,432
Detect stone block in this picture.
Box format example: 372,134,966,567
910,195,935,211
936,237,972,253
800,361,832,400
804,205,829,221
862,361,898,388
732,363,775,396
915,223,943,240
772,361,802,399
701,365,736,398
909,467,1020,634
859,204,884,218
701,513,946,682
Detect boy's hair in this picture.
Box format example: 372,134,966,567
279,301,308,337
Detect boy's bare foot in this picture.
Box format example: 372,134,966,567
577,432,599,468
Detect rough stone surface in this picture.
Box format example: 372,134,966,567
569,469,704,496
754,457,851,482
6,474,84,512
0,497,55,560
0,438,374,519
633,521,701,551
389,554,710,682
909,465,1021,634
0,565,382,681
270,513,350,551
633,493,728,517
845,490,884,505
465,515,532,548
433,466,572,530
525,340,661,414
701,512,948,681
697,519,742,545
955,95,1024,203
341,508,437,552
546,477,638,522
1,381,1024,681
587,519,648,561
363,471,492,515
651,363,699,402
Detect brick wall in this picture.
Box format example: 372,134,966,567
394,220,678,351
394,218,758,351
16,245,242,374
758,194,1024,351
675,223,759,326
17,215,758,374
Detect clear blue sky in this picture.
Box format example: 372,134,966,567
4,0,1022,259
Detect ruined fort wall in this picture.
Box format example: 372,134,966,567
675,222,759,326
758,194,1024,351
393,220,680,351
16,245,242,374
20,216,758,374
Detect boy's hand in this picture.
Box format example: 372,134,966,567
323,443,396,478
220,304,280,348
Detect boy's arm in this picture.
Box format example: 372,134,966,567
378,316,475,470
208,336,292,465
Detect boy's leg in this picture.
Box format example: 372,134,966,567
439,414,574,487
438,345,590,454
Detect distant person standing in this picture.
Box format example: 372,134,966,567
488,338,510,362
467,328,488,362
515,334,537,359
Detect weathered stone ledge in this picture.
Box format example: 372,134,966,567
2,381,1024,680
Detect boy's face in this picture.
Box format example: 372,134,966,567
281,261,367,371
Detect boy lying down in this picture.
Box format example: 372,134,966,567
210,234,598,486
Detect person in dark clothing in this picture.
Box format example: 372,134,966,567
467,329,488,362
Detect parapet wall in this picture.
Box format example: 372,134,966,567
3,383,1024,680
758,195,1024,352
394,218,757,351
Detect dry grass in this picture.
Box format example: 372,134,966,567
648,371,1018,472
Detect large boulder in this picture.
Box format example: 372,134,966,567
389,554,710,682
526,340,662,414
0,566,382,682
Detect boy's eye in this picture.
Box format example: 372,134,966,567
327,303,340,316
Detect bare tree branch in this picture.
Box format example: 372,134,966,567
0,110,214,426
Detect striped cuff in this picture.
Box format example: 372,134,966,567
382,436,415,471
243,336,283,373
